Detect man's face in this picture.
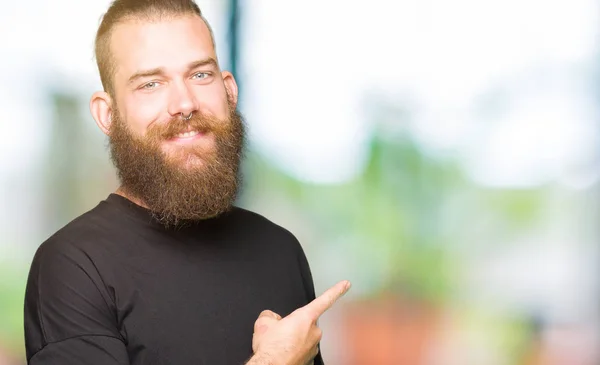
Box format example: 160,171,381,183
110,14,233,160
101,15,245,226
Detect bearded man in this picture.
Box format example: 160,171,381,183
23,1,350,364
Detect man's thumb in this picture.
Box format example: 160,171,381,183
258,310,282,320
254,310,282,333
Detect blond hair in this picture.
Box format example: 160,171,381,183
94,0,215,96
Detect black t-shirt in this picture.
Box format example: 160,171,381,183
24,194,325,365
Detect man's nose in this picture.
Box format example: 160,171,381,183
168,81,198,119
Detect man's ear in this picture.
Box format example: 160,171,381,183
90,91,113,135
221,71,238,108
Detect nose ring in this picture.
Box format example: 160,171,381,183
181,112,193,121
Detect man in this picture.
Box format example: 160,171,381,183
23,0,350,364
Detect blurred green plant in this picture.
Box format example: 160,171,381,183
0,262,27,357
240,125,549,365
242,123,548,305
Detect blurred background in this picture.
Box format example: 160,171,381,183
1,0,600,364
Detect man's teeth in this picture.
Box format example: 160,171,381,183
175,130,200,138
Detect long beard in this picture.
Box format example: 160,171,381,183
108,99,245,228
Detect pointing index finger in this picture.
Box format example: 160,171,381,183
303,280,351,319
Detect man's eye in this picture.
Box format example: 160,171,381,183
192,72,209,80
142,82,158,89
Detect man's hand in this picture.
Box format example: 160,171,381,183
252,310,281,353
252,311,316,365
248,280,351,365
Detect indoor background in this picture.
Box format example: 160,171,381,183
1,0,599,364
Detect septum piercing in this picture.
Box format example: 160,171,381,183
181,112,193,121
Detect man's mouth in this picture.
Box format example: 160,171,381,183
165,125,209,141
175,130,201,139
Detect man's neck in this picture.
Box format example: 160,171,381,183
114,187,149,210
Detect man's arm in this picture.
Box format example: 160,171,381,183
24,238,129,365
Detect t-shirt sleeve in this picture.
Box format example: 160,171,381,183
294,239,325,365
24,238,129,365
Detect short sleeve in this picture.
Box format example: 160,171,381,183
24,238,129,364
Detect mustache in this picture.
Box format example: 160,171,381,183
147,113,227,140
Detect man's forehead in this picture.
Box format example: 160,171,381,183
110,15,216,77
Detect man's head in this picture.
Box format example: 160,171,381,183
89,0,244,227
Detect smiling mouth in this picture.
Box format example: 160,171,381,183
165,126,210,141
175,130,201,139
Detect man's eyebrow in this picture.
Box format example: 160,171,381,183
127,58,219,85
127,68,165,85
187,57,218,71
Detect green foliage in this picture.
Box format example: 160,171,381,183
243,131,548,303
0,263,27,356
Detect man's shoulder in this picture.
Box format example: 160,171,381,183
36,199,123,259
230,206,296,234
228,206,302,246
